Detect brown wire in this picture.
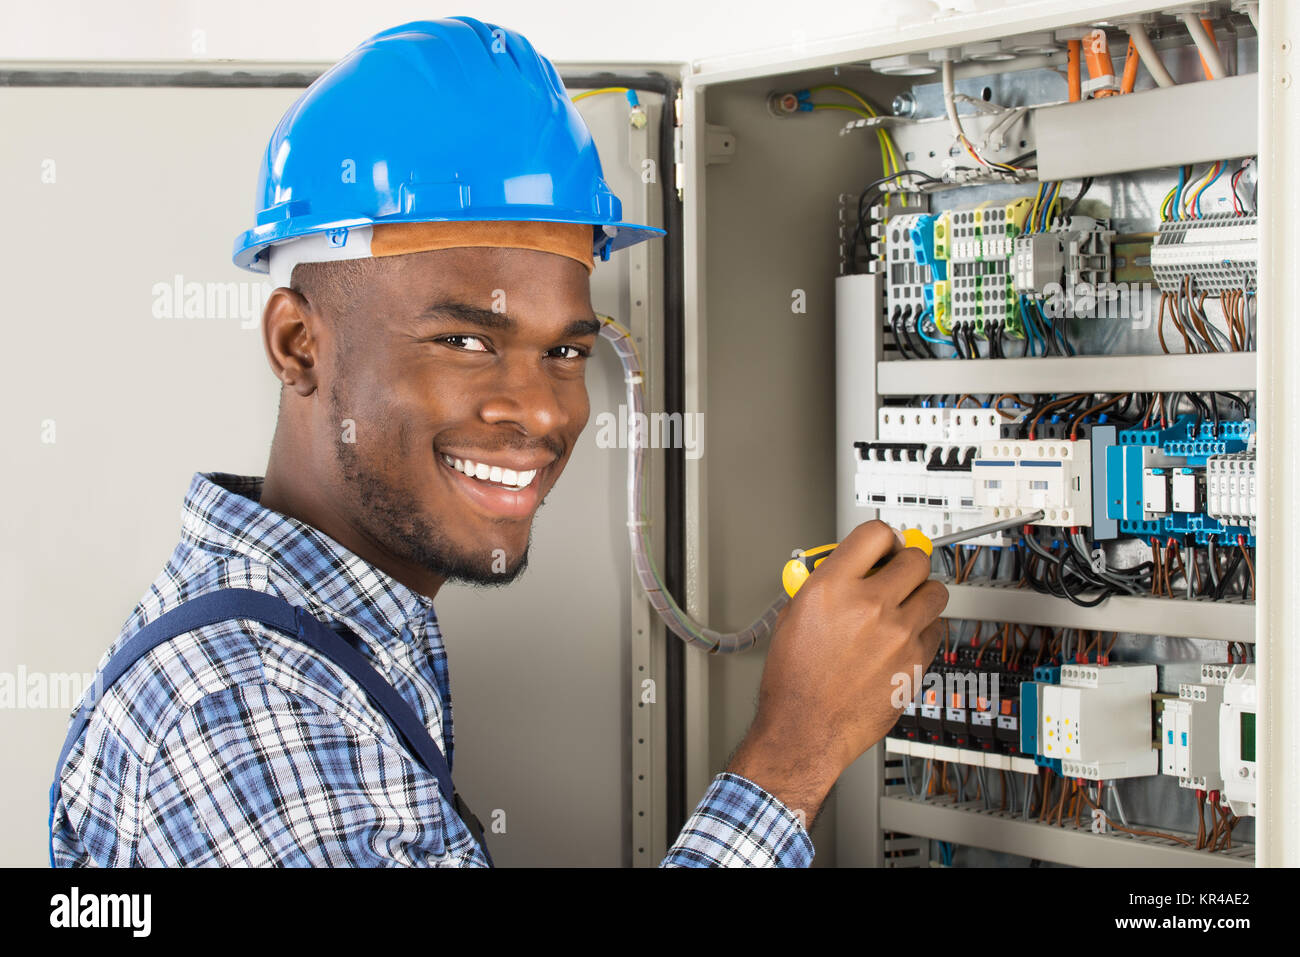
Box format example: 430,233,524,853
1076,787,1195,847
1068,394,1124,439
1164,291,1175,356
1029,393,1088,439
1239,541,1256,601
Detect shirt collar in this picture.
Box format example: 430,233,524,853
179,472,436,649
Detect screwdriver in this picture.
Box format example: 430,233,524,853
781,510,1046,598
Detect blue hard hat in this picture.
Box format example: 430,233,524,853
233,17,664,272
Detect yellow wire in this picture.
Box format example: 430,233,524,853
1182,163,1218,218
808,83,878,115
571,86,629,102
806,85,906,189
1160,186,1177,221
1046,182,1061,225
1188,161,1223,217
811,103,908,205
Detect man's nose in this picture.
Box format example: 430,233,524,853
477,357,574,437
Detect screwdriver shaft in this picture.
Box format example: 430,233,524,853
929,509,1046,548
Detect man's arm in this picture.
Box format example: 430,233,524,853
660,772,814,867
662,520,946,868
136,682,485,867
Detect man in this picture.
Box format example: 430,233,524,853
50,17,945,867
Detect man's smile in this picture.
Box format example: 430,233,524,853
435,446,556,520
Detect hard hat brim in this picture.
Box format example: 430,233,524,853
235,213,665,273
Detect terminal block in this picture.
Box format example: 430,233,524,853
1042,663,1158,780
1219,665,1257,817
1012,217,1114,300
883,213,934,329
1151,212,1257,293
937,197,1033,337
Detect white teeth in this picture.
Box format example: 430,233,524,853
441,453,540,490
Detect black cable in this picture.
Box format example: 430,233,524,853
1064,177,1094,221
1214,552,1245,601
910,311,935,359
1215,392,1252,416
891,307,913,359
854,169,945,270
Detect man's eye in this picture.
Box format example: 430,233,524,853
440,335,490,352
549,345,591,360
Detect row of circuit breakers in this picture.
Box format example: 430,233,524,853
880,194,1257,341
857,404,1256,547
886,661,1258,818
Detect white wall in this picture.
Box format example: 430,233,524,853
2,0,1019,64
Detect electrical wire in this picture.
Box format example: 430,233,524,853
600,315,782,652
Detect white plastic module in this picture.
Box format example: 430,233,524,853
876,406,1002,444
971,439,1093,526
862,408,1013,544
886,736,1037,775
1206,452,1257,530
1042,663,1157,780
1219,665,1258,817
1162,680,1225,791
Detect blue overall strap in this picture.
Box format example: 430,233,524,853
50,587,492,867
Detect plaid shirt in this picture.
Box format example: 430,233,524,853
51,472,813,867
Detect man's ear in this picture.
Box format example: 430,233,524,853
262,288,320,397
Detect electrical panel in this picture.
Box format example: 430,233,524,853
815,2,1264,867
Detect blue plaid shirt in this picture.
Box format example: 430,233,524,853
51,473,813,867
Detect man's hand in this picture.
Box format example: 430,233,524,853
726,520,947,824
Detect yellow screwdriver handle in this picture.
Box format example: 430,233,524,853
781,528,934,598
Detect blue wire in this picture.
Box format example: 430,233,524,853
1196,163,1225,217
1020,296,1042,356
1174,165,1187,221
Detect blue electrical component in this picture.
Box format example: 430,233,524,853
1105,418,1256,544
1027,665,1062,771
910,214,946,281
1019,681,1040,756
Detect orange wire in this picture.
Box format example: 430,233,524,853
1068,40,1082,101
1120,37,1139,93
